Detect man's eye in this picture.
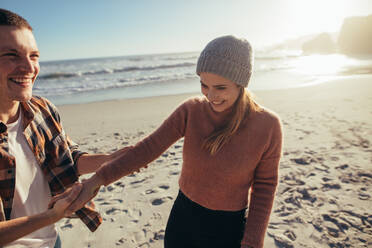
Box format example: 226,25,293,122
2,53,17,57
30,54,40,59
216,87,226,90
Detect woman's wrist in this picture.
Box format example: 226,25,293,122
90,173,105,189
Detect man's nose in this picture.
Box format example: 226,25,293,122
19,57,35,73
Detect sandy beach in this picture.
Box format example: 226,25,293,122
56,75,372,248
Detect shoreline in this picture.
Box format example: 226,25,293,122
47,73,372,107
57,75,372,247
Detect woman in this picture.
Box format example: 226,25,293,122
66,35,283,248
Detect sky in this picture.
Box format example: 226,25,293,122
2,0,372,61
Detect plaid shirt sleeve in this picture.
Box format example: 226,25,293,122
43,97,88,174
24,96,102,232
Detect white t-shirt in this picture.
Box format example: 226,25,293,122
4,111,57,248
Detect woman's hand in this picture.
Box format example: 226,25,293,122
64,174,104,216
48,183,83,220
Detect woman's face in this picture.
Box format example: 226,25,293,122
200,72,241,112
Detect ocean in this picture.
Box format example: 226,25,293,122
34,50,372,105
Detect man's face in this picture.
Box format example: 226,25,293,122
0,26,40,104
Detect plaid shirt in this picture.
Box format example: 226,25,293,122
0,96,102,232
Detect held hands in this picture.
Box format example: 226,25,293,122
50,146,128,218
51,145,124,217
64,174,104,216
48,183,82,220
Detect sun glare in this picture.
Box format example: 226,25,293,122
293,54,356,75
288,0,351,34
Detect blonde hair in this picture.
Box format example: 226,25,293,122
203,87,260,155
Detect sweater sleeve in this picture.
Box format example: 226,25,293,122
241,116,283,248
97,101,189,186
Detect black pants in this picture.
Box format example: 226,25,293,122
164,191,246,248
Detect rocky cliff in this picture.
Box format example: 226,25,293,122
338,15,372,54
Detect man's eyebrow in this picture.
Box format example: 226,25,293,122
0,48,18,52
0,48,39,54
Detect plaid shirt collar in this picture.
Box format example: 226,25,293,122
0,96,101,232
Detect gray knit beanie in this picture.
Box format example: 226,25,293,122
196,35,253,87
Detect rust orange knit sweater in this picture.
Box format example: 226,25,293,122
97,97,282,248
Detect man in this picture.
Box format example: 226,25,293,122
0,8,113,247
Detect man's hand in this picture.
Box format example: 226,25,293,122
48,183,82,219
64,174,104,216
0,183,82,246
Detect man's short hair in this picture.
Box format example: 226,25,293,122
0,8,32,30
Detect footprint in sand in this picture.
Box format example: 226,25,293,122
138,243,150,248
105,207,122,215
267,232,294,248
106,185,115,192
322,213,349,237
115,237,126,246
131,178,147,185
283,230,296,241
322,177,332,182
169,171,180,176
358,172,372,180
60,223,73,230
151,196,173,206
322,183,341,191
114,181,125,188
296,188,317,203
335,164,349,170
145,189,157,194
358,193,370,200
150,229,165,241
145,185,170,195
158,184,170,190
284,196,301,208
282,174,305,186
